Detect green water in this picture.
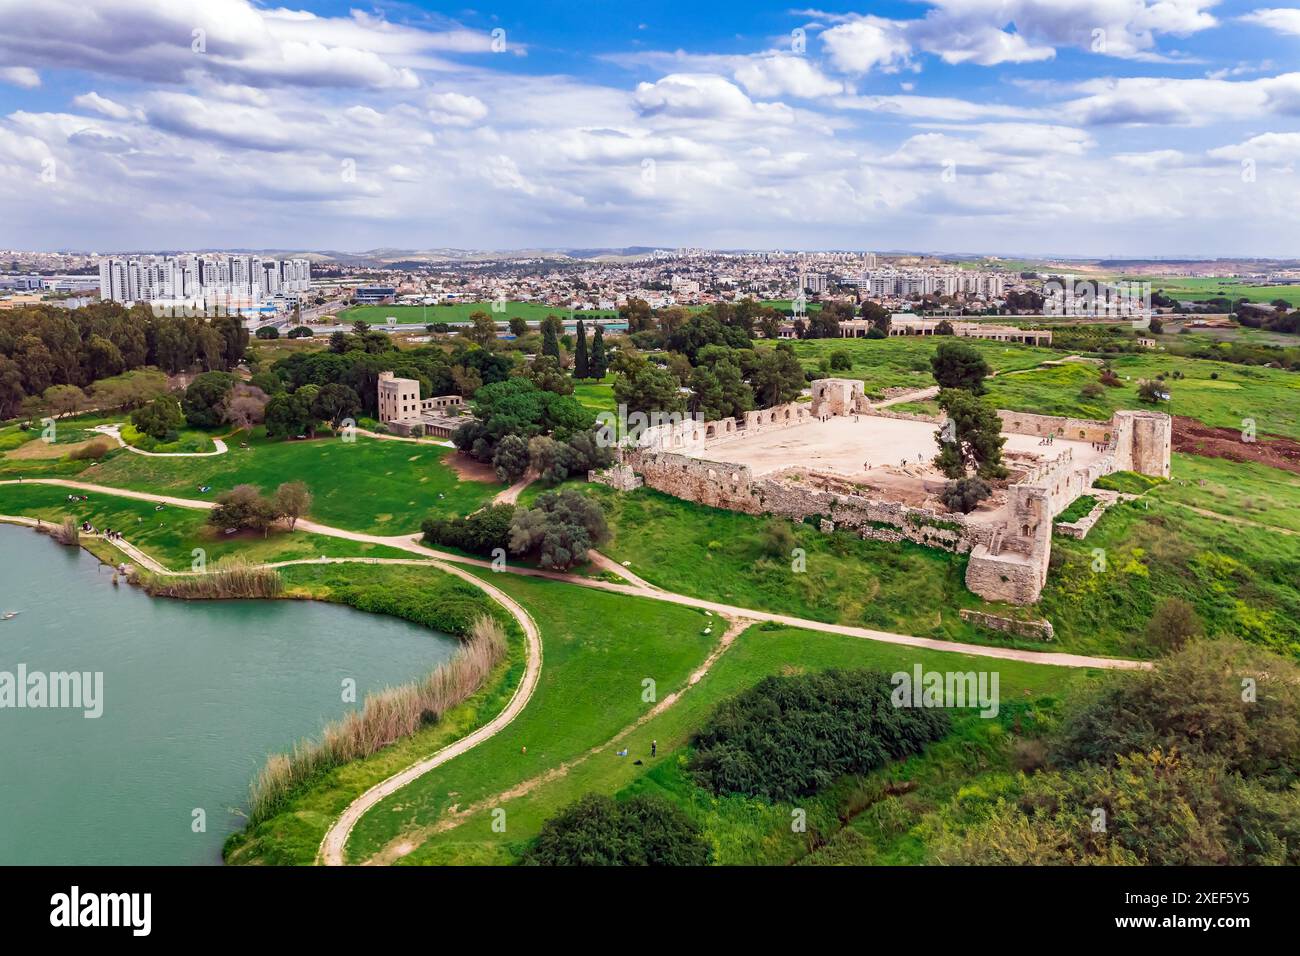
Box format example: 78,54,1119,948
0,526,457,865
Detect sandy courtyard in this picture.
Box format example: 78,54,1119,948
701,414,1107,479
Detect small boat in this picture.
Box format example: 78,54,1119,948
2,611,19,621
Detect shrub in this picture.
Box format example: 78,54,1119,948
759,519,796,557
1080,382,1105,399
523,794,711,866
690,668,951,801
829,349,853,371
68,437,113,461
940,476,991,514
509,489,607,570
1145,597,1202,652
130,396,183,441
421,504,515,556
1137,378,1167,403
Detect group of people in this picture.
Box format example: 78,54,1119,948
66,493,89,502
1037,434,1056,446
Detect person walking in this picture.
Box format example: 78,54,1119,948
651,740,657,758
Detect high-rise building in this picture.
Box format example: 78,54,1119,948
97,254,311,306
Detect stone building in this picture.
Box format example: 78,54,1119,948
377,371,469,438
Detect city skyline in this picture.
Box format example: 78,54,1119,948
0,1,1297,257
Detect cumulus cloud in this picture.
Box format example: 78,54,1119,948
1062,73,1300,125
821,17,913,73
0,66,40,88
426,91,488,126
634,74,794,124
734,55,843,98
1241,8,1300,37
72,92,136,120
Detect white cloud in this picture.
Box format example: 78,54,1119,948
734,55,843,98
1240,8,1300,37
426,91,488,126
1062,73,1300,125
72,92,135,120
821,17,913,74
634,74,794,124
0,66,39,88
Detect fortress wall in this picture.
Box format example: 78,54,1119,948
997,410,1115,443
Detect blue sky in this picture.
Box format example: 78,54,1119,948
0,1,1297,256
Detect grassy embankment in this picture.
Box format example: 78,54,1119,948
391,598,1090,866
341,572,716,864
223,563,527,865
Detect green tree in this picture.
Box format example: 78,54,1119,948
273,481,312,531
930,340,990,394
541,315,562,362
311,382,361,428
508,488,607,570
613,362,686,419
130,395,183,441
264,390,316,438
508,316,528,337
590,323,607,378
934,389,1007,479
524,794,711,866
464,310,498,347
182,371,236,429
750,342,805,407
574,319,590,379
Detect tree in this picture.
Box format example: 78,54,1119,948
508,316,528,337
263,390,316,438
182,371,236,428
524,794,711,866
255,325,280,340
508,488,607,570
541,315,563,362
1137,378,1168,404
42,384,87,418
930,340,990,394
328,330,351,354
521,355,573,395
130,396,183,441
287,325,314,338
829,349,853,371
222,383,269,429
209,483,279,537
311,382,361,429
492,434,531,483
940,476,992,513
751,342,805,407
590,323,607,379
273,481,312,531
934,319,955,335
574,319,590,379
934,389,1007,479
860,300,891,334
613,362,685,419
464,310,498,347
1146,597,1202,652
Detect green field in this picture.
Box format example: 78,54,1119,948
345,571,716,863
392,606,1089,866
571,379,617,417
2,428,503,534
1112,275,1300,304
0,483,411,570
339,302,619,327
986,353,1300,439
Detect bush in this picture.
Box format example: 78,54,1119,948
940,476,991,514
421,504,515,556
829,349,853,371
509,489,607,570
523,794,711,866
68,437,113,461
130,396,183,441
1080,382,1105,399
1145,597,1202,652
690,668,951,801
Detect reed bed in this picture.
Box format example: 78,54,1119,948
248,615,508,824
49,515,80,547
142,556,283,599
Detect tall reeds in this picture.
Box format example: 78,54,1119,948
142,556,283,599
247,615,508,824
50,515,80,547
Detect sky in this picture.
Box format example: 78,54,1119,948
0,0,1298,257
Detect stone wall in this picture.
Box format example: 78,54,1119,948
959,609,1055,641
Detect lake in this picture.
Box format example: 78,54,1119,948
0,525,457,865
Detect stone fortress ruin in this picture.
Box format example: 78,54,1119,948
601,378,1171,605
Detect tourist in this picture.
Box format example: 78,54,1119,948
651,740,657,758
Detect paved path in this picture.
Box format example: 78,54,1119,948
92,424,229,457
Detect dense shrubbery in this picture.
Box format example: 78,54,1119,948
940,476,991,514
421,504,515,556
931,640,1300,865
523,794,711,866
690,668,951,801
508,488,608,570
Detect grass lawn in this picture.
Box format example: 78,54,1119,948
1111,276,1300,304
1055,494,1098,524
985,352,1300,439
0,482,412,570
581,484,1067,651
571,379,617,417
401,620,1091,865
223,563,527,866
1157,451,1300,534
1042,481,1300,659
50,428,501,534
346,571,716,864
773,337,1058,399
339,303,619,326
120,422,218,454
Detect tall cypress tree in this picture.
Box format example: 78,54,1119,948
591,323,607,379
574,319,590,378
542,316,561,362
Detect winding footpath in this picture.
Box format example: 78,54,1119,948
1,475,1156,866
91,423,229,457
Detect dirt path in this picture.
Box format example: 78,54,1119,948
316,560,544,866
0,478,1149,671
871,385,939,409
494,473,535,505
368,616,754,866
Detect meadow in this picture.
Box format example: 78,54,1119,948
1111,275,1300,304
344,571,717,864
5,427,503,534
0,483,410,570
394,613,1089,866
